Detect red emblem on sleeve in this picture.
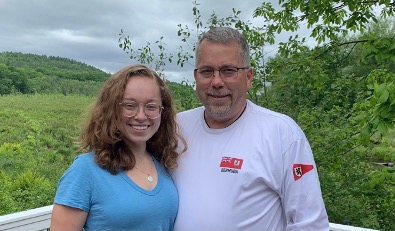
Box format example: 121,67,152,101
293,164,314,181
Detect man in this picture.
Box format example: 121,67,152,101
172,27,329,231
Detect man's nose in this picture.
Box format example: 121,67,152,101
210,70,225,86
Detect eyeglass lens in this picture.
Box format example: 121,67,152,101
121,101,162,119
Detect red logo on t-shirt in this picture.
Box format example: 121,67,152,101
220,156,244,169
293,164,314,181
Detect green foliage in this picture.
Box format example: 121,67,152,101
0,171,20,214
252,0,393,57
8,171,54,209
0,94,93,215
166,81,201,111
267,20,395,230
354,69,395,144
322,161,386,230
118,33,175,73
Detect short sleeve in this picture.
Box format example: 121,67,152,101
54,154,94,212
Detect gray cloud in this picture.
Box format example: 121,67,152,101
0,0,272,83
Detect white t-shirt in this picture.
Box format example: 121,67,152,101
173,100,329,231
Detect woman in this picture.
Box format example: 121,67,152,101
50,64,187,231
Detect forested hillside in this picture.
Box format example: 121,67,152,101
0,52,110,95
0,52,199,108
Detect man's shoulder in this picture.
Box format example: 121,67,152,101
247,100,305,137
247,100,294,123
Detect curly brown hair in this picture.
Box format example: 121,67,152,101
80,64,187,174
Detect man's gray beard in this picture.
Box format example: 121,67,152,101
206,102,231,118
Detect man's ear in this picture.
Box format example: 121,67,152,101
246,67,253,90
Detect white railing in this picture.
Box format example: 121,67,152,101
0,205,52,231
0,205,380,231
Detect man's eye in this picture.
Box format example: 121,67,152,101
200,70,213,75
222,68,237,74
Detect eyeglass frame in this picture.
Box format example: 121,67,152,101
194,67,249,80
119,101,164,119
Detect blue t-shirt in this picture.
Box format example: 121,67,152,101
54,152,178,231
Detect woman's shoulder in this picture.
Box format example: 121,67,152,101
76,151,94,159
70,151,96,167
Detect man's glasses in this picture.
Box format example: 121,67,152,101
194,67,249,81
119,101,164,119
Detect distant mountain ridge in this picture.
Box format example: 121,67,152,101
0,51,111,95
0,51,110,82
0,52,200,108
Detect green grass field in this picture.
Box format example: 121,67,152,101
0,94,94,214
1,93,394,230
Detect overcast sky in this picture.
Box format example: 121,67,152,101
1,0,276,83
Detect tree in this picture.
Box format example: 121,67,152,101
253,0,394,53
